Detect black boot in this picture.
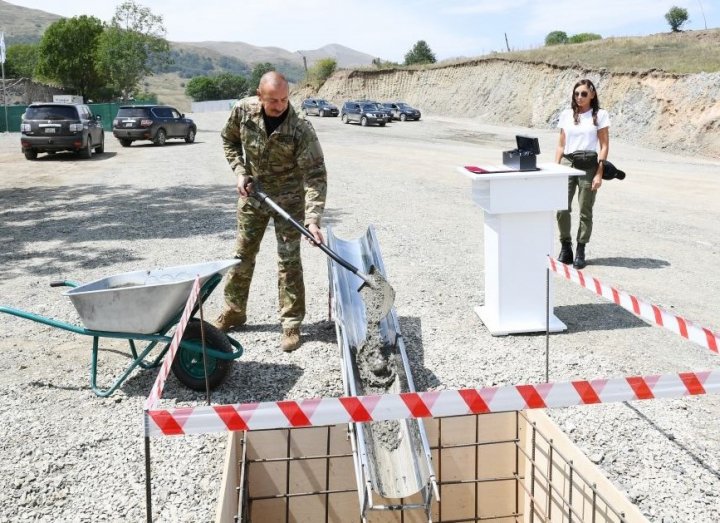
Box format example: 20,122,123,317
558,241,573,264
573,243,587,269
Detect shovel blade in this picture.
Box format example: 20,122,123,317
358,265,395,324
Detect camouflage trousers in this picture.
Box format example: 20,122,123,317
556,158,598,244
223,194,305,328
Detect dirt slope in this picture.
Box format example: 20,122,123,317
315,59,720,158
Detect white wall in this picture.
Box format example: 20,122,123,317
190,99,238,113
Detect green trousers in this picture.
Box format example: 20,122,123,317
223,195,305,328
556,158,598,244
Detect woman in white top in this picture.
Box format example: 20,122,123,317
555,78,610,269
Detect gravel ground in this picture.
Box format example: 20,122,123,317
1,111,719,522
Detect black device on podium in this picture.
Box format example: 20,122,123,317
502,135,540,171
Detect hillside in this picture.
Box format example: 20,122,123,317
177,41,374,69
0,0,60,43
0,0,374,77
501,28,720,74
313,58,720,158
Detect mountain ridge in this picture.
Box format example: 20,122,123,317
0,1,376,69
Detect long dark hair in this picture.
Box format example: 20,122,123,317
571,79,600,125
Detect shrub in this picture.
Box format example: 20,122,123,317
545,31,569,46
568,33,602,44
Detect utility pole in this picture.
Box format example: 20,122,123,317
698,0,708,30
297,51,308,74
504,33,511,52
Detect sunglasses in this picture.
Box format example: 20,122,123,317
574,90,590,98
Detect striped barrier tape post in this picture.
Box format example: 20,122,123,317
144,276,201,411
548,258,719,354
144,369,720,437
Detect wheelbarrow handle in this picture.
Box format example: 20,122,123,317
250,186,372,286
50,280,80,288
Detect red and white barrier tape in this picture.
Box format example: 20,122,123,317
144,277,201,410
548,258,719,354
144,369,720,437
143,261,720,437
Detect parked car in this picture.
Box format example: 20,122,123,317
340,101,387,127
382,102,422,121
301,98,339,117
353,100,392,123
20,102,105,160
112,105,196,147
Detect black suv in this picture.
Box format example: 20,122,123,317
340,101,387,127
20,103,105,160
112,105,196,147
382,102,421,121
301,98,339,117
357,100,393,123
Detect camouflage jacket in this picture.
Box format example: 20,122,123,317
222,96,327,226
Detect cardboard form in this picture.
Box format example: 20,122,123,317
216,411,647,522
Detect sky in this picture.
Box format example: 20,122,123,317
5,0,717,62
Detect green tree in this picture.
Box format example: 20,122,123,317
96,1,170,100
249,62,276,91
5,43,39,79
306,58,336,87
665,6,689,32
568,33,602,44
185,76,220,101
404,40,436,65
545,31,569,46
214,72,249,99
35,15,105,101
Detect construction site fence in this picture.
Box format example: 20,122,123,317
0,100,155,133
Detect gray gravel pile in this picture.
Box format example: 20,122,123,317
1,111,719,522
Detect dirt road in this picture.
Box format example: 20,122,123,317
1,112,719,521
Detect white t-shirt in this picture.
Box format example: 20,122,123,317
558,108,610,154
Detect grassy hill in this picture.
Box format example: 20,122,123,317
498,29,720,74
0,0,60,43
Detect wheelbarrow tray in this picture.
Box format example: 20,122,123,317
64,259,239,334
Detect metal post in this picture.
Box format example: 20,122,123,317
1,31,7,133
144,429,153,523
545,265,550,382
1,61,8,134
199,298,211,406
568,461,574,523
530,423,536,523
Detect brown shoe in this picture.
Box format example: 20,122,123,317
213,309,246,332
281,327,301,352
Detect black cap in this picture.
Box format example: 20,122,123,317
602,160,626,180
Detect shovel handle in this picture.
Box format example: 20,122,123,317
252,188,371,285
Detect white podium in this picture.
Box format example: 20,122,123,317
458,163,583,335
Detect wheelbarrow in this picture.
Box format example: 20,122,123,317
0,260,244,397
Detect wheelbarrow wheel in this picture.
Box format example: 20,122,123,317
172,319,233,391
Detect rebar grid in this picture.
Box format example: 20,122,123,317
233,412,630,522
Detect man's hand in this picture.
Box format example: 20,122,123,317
306,223,325,246
592,174,603,191
237,175,253,197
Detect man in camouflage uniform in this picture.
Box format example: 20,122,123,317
215,71,327,352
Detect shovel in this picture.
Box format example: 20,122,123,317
249,183,395,323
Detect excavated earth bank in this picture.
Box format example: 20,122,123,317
308,59,720,158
